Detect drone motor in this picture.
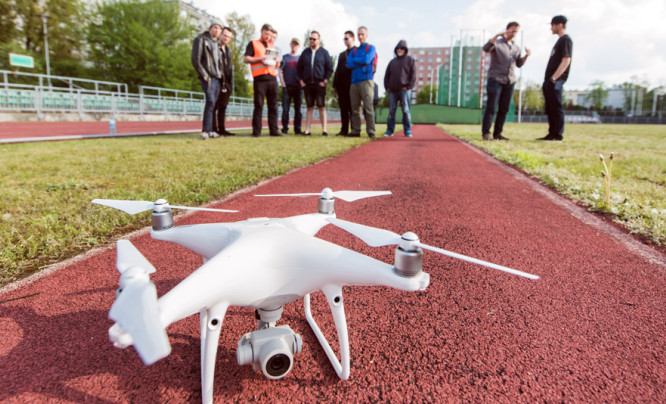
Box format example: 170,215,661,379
151,199,174,231
394,232,424,277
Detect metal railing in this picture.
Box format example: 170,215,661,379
0,71,340,120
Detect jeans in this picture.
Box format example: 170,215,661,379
481,78,514,137
200,77,220,133
542,79,565,139
214,80,231,132
281,85,302,132
349,79,375,136
386,89,412,133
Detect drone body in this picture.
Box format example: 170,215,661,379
93,189,538,404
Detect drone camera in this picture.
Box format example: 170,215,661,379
237,325,303,380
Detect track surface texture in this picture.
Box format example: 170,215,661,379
1,125,664,402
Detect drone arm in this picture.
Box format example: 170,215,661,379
200,303,229,404
304,284,350,380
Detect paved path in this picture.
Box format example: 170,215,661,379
1,125,664,402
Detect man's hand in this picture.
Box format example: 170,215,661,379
319,81,326,87
300,80,306,88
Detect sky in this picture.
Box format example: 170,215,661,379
192,0,666,93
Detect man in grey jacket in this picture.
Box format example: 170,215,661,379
481,21,530,140
383,39,416,137
191,22,224,140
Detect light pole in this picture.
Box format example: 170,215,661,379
40,13,51,89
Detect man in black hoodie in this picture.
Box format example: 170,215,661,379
383,40,416,137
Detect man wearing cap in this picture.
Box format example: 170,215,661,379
214,27,235,136
346,26,377,138
539,15,572,141
191,21,224,140
244,23,281,137
481,22,530,141
333,31,355,137
297,30,333,136
279,38,302,134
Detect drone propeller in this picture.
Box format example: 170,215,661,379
109,240,171,365
326,218,540,280
255,187,392,202
92,198,238,215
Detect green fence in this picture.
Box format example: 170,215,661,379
376,104,483,125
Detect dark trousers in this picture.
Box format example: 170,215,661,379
482,78,514,137
214,80,232,133
200,77,220,133
337,86,351,134
281,85,302,132
542,80,565,139
252,79,279,136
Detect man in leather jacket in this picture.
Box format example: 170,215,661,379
191,22,224,140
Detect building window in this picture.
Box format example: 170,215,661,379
436,57,441,62
437,49,441,54
419,80,423,86
419,65,423,70
419,50,425,55
428,50,432,54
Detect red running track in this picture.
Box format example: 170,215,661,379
0,120,254,143
1,125,665,402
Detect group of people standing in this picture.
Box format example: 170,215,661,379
482,15,573,141
192,23,417,139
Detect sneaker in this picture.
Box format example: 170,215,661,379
405,131,412,137
369,133,376,139
222,130,235,136
281,128,288,134
482,133,492,140
210,131,220,138
200,132,209,140
384,131,394,137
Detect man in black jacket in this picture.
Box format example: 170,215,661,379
214,27,235,136
333,31,354,136
383,40,416,137
297,31,333,136
191,22,224,140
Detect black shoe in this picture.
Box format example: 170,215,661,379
494,135,510,140
335,132,348,136
270,132,284,137
294,130,303,135
347,132,361,137
281,128,288,134
368,133,376,139
303,132,311,136
252,133,260,137
482,133,492,140
537,135,562,141
223,130,235,136
322,131,328,136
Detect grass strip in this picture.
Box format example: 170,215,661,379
0,127,375,286
441,122,666,247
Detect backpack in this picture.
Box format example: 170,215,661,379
352,43,378,73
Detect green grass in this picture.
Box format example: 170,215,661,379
0,127,376,286
441,123,666,246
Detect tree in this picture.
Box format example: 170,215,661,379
416,84,437,104
87,0,197,92
585,80,608,110
0,0,18,45
517,80,544,113
225,11,255,98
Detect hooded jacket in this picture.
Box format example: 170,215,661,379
384,40,416,92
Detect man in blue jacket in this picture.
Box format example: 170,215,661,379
346,26,377,138
297,31,333,136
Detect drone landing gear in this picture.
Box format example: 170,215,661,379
199,303,229,404
304,284,350,380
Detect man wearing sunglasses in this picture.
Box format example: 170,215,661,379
297,31,333,136
346,26,377,138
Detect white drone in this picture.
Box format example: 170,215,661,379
92,188,538,404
